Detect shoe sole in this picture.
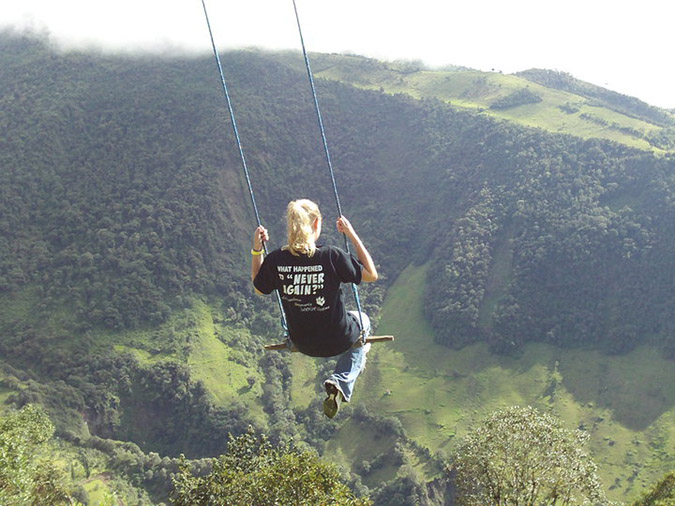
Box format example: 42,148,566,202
323,394,339,418
323,383,341,418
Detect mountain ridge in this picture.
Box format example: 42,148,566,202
290,51,675,153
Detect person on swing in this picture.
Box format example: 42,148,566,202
251,199,378,418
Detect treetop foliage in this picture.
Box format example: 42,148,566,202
632,471,675,506
171,427,371,505
453,406,609,506
0,404,78,505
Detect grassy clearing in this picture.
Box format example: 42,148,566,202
185,300,266,422
327,417,401,487
81,476,113,505
289,353,321,410
316,66,666,152
0,288,269,425
87,308,189,361
479,223,515,330
355,263,675,503
87,297,268,419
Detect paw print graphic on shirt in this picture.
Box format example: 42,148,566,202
316,296,325,306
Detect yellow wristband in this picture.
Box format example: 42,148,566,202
251,248,264,256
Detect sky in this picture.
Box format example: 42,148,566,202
3,0,674,109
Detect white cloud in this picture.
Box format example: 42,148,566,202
2,0,674,108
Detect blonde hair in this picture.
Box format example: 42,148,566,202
286,199,321,257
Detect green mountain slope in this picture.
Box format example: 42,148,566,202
361,263,675,503
3,32,673,357
306,53,675,153
2,278,672,503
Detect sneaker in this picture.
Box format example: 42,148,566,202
323,382,343,419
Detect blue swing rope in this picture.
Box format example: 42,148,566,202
200,0,288,334
291,0,367,342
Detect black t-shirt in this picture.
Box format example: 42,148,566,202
254,245,363,357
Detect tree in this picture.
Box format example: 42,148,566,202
633,471,675,506
452,406,608,506
171,427,371,505
0,404,77,505
489,87,543,110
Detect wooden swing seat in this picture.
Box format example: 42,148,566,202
264,335,394,352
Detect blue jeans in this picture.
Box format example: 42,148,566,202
324,311,371,402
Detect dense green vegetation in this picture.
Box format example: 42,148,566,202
1,30,674,504
364,263,675,505
299,56,675,357
2,31,673,357
453,406,606,505
633,472,675,505
0,405,77,504
172,427,371,505
423,125,675,356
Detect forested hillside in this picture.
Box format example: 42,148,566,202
3,31,674,355
303,54,675,356
421,119,675,355
1,30,674,504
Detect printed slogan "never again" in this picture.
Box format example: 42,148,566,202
277,265,325,295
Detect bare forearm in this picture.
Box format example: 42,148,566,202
251,226,268,293
349,233,378,282
337,216,378,282
251,254,264,282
